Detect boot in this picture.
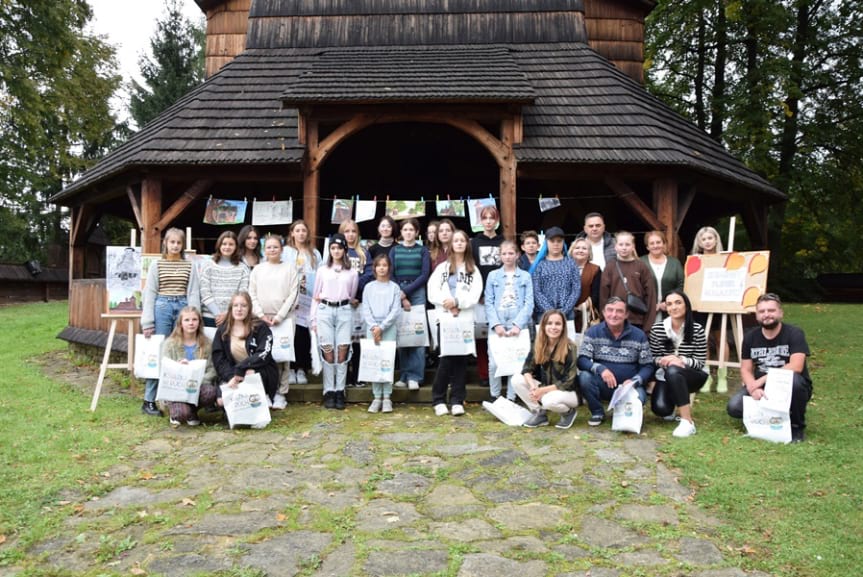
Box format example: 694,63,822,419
323,391,336,409
716,367,728,393
700,373,713,393
335,390,346,410
141,400,162,417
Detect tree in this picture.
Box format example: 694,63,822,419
0,0,125,264
645,0,863,293
129,0,205,129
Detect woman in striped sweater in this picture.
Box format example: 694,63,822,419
647,290,708,438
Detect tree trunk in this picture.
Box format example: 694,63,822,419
709,0,728,141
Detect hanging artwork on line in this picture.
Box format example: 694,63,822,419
435,199,466,218
468,197,497,232
538,197,561,212
331,198,354,224
354,199,377,223
385,199,426,220
252,199,293,226
204,198,247,225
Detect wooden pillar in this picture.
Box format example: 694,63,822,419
141,178,162,253
652,178,679,257
499,117,517,240
303,118,320,243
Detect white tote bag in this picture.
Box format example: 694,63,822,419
482,396,533,426
134,334,165,379
611,385,643,434
155,358,207,405
294,293,313,328
221,373,271,429
487,331,531,378
742,368,794,443
357,338,397,383
473,304,489,339
439,316,477,357
269,321,296,363
396,307,430,347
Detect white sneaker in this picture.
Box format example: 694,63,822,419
672,419,697,438
288,369,297,384
394,380,408,388
382,399,393,413
368,399,382,413
451,404,465,416
272,393,288,410
408,380,420,390
296,369,308,385
434,403,449,416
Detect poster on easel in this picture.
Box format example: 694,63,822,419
683,251,770,313
106,246,143,314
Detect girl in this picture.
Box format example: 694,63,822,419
390,218,431,390
531,226,580,323
338,219,373,387
237,225,261,268
512,309,580,429
430,218,454,269
641,230,684,320
369,215,397,260
361,254,402,412
212,291,280,414
425,220,439,249
691,226,729,392
691,226,724,255
484,240,534,400
569,237,601,331
647,290,708,437
249,234,299,410
162,306,218,427
141,227,201,416
470,206,503,386
427,229,483,416
600,231,656,330
283,220,321,386
311,234,358,409
200,231,250,327
518,230,540,271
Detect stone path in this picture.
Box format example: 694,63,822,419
15,405,773,577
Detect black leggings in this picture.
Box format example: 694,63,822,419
651,365,708,417
432,355,468,406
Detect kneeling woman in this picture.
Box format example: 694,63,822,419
212,291,279,406
647,290,708,438
513,309,580,429
163,306,218,426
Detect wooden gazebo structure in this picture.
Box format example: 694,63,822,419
53,0,784,346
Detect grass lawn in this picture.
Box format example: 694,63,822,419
0,301,860,576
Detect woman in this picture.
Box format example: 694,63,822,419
691,225,728,392
600,231,656,330
512,309,580,429
237,225,261,269
338,219,373,387
641,230,684,320
283,220,321,386
569,237,601,332
162,306,218,426
369,215,397,260
647,290,708,438
200,231,250,327
141,227,201,416
212,291,280,408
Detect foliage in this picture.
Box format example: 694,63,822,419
128,0,205,129
0,0,127,264
645,1,863,281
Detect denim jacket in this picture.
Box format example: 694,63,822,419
484,267,534,331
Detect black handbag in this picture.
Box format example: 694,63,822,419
614,260,649,314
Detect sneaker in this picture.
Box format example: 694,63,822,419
587,414,604,427
296,369,308,385
555,409,577,429
523,411,549,428
186,419,200,427
323,392,336,409
451,404,465,416
434,403,449,416
354,382,366,388
335,391,346,410
368,399,382,413
394,380,408,388
382,399,393,413
272,393,288,410
141,401,162,417
267,396,274,409
408,380,420,390
791,427,805,443
672,419,697,438
287,369,297,384
169,418,181,428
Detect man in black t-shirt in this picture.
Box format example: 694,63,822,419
727,293,813,442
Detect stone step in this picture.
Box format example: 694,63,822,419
285,382,495,404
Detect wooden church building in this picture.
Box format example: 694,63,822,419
54,0,783,343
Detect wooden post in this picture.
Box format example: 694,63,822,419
499,117,517,240
303,118,320,243
652,178,678,256
141,178,162,253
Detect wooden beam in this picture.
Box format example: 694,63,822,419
126,186,143,229
303,119,320,243
605,177,663,231
499,117,517,240
141,178,162,253
154,180,213,231
652,178,678,256
70,204,97,246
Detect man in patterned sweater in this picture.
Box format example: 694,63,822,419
577,296,654,426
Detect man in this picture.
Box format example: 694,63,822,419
727,293,812,442
577,297,654,426
575,212,616,270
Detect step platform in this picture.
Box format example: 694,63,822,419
285,382,496,404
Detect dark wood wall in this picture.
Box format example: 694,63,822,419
584,0,650,83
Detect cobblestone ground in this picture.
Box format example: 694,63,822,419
11,405,773,577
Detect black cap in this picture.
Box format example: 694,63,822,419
330,233,348,249
545,226,565,240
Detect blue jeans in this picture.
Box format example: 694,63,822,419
145,295,187,401
578,371,646,418
398,284,426,385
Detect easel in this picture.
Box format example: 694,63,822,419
703,217,745,372
91,313,139,411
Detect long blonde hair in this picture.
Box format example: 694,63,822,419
691,226,724,254
338,219,366,269
534,310,571,365
287,220,319,268
161,227,187,259
448,230,476,276
221,291,258,341
167,306,209,350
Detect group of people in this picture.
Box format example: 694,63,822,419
138,210,813,441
